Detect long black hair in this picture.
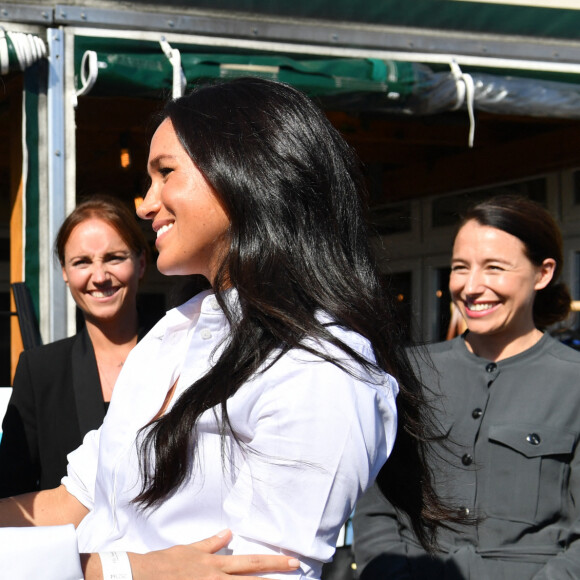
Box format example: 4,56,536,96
461,194,570,328
135,77,453,550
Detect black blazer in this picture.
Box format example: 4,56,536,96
0,327,104,496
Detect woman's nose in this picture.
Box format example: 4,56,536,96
92,262,110,283
464,270,484,294
136,187,160,221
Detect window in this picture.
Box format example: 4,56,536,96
432,178,547,229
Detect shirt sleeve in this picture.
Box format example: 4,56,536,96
61,427,102,511
0,525,83,580
222,352,398,579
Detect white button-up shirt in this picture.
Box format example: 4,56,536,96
63,290,398,579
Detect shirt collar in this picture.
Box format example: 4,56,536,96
149,288,239,340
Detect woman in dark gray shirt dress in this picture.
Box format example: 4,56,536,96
353,195,580,580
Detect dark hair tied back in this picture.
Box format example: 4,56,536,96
461,194,570,329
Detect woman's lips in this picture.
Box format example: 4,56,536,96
88,288,119,299
464,301,500,318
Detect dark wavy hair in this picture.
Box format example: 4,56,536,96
135,77,455,549
461,194,570,328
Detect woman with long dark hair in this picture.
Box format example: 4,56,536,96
353,195,580,580
0,77,450,579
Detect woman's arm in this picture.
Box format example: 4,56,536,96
352,484,412,580
82,530,300,580
1,492,299,580
0,485,89,527
0,525,298,580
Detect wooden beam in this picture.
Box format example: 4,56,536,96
9,79,23,383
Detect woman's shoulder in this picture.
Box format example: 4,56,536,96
13,334,80,390
242,324,397,415
542,334,580,366
407,337,463,366
19,333,79,362
267,323,395,398
297,321,377,368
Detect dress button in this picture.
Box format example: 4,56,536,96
200,328,212,340
485,363,497,373
526,433,541,446
472,408,483,419
461,453,473,466
458,506,470,517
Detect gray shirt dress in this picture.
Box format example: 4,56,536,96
353,333,580,580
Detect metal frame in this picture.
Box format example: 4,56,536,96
46,26,67,341
0,3,52,25
1,2,580,68
51,4,580,67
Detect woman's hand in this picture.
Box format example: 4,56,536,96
129,529,300,580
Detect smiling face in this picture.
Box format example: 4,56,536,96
61,218,146,325
137,118,230,281
449,220,555,346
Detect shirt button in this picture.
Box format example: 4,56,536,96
485,363,497,373
472,408,483,419
209,297,220,311
461,453,473,466
200,328,212,340
458,506,470,517
526,433,541,446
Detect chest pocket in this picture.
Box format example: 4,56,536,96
485,424,576,524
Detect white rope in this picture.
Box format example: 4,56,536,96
76,50,99,97
450,60,476,148
0,28,46,75
8,31,46,70
160,37,187,98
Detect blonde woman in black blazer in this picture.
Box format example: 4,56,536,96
0,195,151,496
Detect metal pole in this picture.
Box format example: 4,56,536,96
46,27,67,341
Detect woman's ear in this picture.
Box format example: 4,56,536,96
62,266,69,285
535,258,556,291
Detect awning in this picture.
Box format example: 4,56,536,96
73,35,580,123
0,29,46,75
74,38,418,103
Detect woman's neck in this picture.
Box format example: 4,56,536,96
464,326,544,362
84,303,139,346
84,309,140,402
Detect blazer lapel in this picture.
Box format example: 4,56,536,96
71,327,106,436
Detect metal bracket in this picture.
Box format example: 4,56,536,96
0,3,52,25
